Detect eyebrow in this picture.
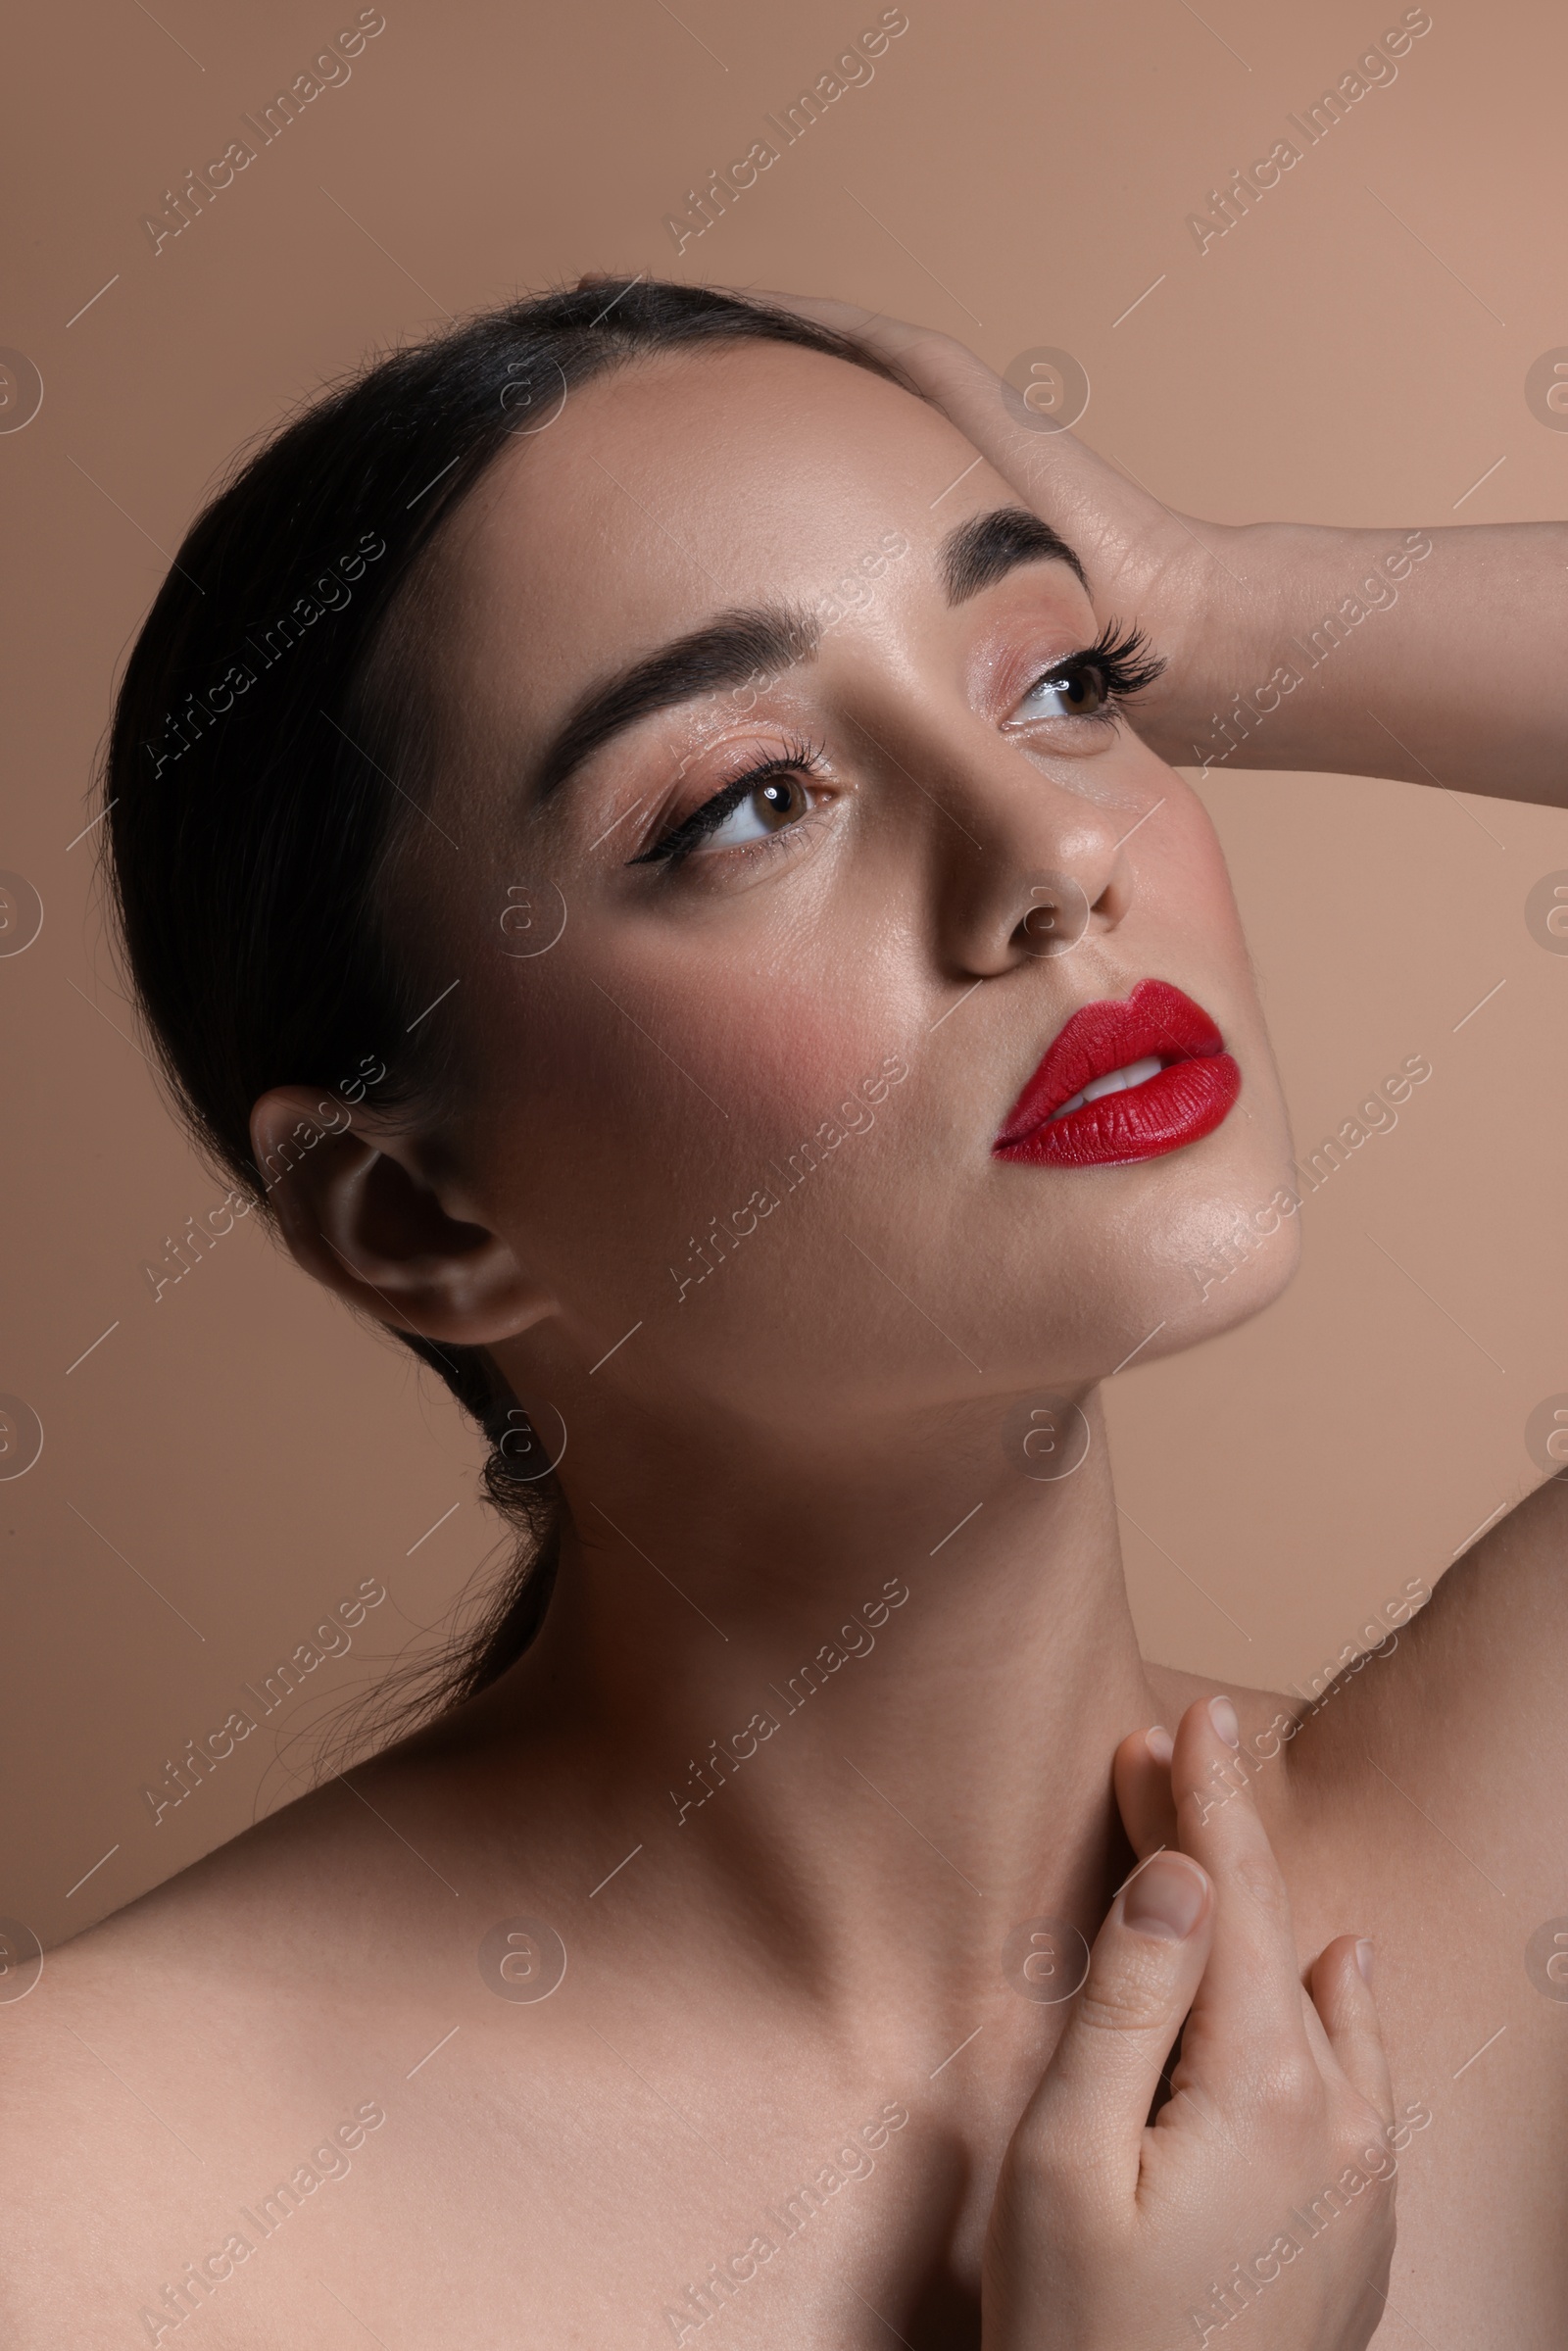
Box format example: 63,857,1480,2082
531,604,819,803
939,505,1089,604
529,505,1088,804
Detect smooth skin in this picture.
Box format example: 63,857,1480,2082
4,294,1567,2350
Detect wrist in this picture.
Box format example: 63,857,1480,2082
1134,517,1363,775
1122,516,1274,771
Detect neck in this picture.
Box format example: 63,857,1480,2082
459,1384,1162,2036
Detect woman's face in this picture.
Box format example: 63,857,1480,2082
401,338,1299,1445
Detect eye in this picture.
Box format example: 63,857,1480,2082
1008,622,1166,731
699,771,813,854
1014,659,1111,721
629,737,828,867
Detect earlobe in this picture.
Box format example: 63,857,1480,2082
248,1085,556,1345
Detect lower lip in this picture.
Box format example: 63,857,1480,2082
994,1052,1242,1168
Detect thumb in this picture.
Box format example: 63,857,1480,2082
1113,1723,1180,1862
1014,1852,1212,2204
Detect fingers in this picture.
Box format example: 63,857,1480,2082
701,283,1179,609
990,1718,1399,2345
1112,1723,1179,1862
1018,1850,1212,2199
714,283,924,351
1165,1694,1322,2109
711,284,1039,467
1309,1934,1396,2127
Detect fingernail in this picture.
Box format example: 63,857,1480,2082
1146,1724,1174,1765
1356,1937,1375,1985
1208,1694,1240,1748
1123,1851,1207,1941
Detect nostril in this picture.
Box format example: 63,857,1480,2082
1090,863,1134,924
1016,868,1092,960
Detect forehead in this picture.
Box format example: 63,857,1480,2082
426,339,1014,737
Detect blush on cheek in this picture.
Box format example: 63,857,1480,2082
663,970,882,1160
1155,782,1253,969
475,931,891,1287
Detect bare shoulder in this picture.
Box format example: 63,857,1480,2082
1274,1469,1568,2097
0,1775,380,2129
1,1711,502,2075
0,1728,781,2347
1380,1471,1568,1705
0,1708,633,2346
0,1746,487,2344
1151,1473,1568,1941
1268,1477,1568,2316
1295,1471,1568,1843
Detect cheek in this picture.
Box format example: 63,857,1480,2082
469,919,888,1280
1158,786,1250,956
459,771,1292,1406
1152,790,1273,1075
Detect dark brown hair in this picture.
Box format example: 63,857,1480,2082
103,275,914,1715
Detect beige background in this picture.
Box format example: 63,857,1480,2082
3,0,1565,1950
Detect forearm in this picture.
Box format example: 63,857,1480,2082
1142,518,1568,804
731,290,1567,804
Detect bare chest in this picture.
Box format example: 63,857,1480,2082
54,1997,1567,2351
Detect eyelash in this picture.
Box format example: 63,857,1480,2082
629,621,1166,871
1016,619,1167,722
628,732,828,868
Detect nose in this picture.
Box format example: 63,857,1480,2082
916,725,1136,981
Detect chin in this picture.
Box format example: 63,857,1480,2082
1148,1151,1305,1350
1047,1112,1305,1383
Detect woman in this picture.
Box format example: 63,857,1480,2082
6,276,1564,2345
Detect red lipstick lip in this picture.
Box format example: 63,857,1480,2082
993,978,1240,1167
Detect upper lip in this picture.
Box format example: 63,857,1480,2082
994,978,1226,1146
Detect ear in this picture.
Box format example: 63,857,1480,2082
248,1086,556,1346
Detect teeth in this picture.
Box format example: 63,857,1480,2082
1050,1053,1164,1120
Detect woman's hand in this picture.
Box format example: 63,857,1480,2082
981,1694,1396,2351
711,281,1568,803
716,285,1252,765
